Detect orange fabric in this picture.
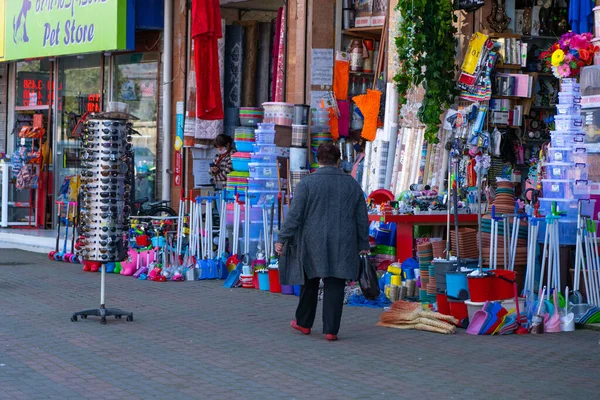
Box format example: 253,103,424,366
328,108,339,141
353,89,382,141
333,60,350,101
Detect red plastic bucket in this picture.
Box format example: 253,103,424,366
436,293,451,316
467,275,495,302
268,268,282,293
448,299,468,327
491,269,516,300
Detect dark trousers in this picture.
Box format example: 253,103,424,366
295,276,346,335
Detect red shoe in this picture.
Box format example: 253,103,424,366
291,320,311,335
326,334,338,341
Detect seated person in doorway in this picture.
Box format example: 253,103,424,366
209,134,236,189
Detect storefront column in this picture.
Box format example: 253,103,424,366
285,0,308,104
168,0,188,208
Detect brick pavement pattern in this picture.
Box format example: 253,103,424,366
0,249,599,399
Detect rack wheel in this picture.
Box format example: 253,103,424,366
126,315,133,322
115,315,121,319
71,315,77,322
81,315,87,319
100,317,107,325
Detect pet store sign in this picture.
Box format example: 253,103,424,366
1,0,131,62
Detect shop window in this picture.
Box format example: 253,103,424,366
112,53,159,202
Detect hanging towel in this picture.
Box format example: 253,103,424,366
225,25,244,108
338,100,350,137
192,0,223,120
353,89,382,141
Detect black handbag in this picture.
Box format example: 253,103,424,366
358,254,380,300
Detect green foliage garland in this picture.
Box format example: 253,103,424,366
394,0,458,143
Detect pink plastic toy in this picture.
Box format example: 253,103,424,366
120,249,139,276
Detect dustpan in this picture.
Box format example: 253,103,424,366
466,309,490,335
223,269,240,288
466,301,490,335
480,302,503,334
485,307,508,335
546,291,561,333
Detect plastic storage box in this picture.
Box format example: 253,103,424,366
542,179,573,199
554,115,584,131
249,163,278,179
255,132,275,144
251,152,278,163
537,198,596,218
572,163,589,181
547,147,572,163
571,148,588,164
253,144,278,154
558,93,582,105
537,219,578,245
248,189,279,206
248,178,279,191
573,180,592,199
556,104,582,115
550,131,584,147
546,163,572,179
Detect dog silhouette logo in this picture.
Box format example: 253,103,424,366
13,0,32,44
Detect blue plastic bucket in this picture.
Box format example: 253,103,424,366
446,271,470,300
281,285,295,295
257,272,270,291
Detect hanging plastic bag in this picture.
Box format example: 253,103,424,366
358,254,380,300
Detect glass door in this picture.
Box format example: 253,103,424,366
53,55,102,221
112,53,160,202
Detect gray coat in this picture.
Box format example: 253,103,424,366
277,166,370,285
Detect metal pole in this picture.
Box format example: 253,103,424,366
162,0,173,201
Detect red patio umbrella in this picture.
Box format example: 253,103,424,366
192,0,224,120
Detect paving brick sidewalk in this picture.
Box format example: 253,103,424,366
0,249,599,399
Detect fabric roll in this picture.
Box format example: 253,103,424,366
274,7,286,102
195,19,226,142
256,22,272,106
390,125,403,194
241,21,259,107
271,8,282,101
225,25,244,109
377,139,390,189
362,140,372,192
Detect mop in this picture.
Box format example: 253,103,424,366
592,220,600,306
503,214,509,270
583,218,599,306
244,189,251,259
524,215,539,297
489,206,499,270
216,195,229,279
508,204,521,272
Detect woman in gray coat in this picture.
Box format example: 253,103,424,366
275,143,370,341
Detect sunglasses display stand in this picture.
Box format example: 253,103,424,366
71,117,134,324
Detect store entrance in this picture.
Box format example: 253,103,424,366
53,55,103,227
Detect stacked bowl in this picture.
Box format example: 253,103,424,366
239,107,264,127
234,127,255,152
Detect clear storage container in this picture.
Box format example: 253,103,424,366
571,147,588,164
542,179,573,199
538,198,596,218
572,163,589,181
550,132,584,147
249,163,278,179
558,93,582,105
556,104,582,115
546,163,572,179
554,115,584,131
547,147,571,163
573,180,592,199
255,132,276,144
248,177,279,191
251,152,278,163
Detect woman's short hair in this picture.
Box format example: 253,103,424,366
316,143,341,166
214,134,233,148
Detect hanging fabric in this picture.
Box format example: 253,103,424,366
192,0,224,120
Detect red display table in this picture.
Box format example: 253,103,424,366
368,213,479,262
